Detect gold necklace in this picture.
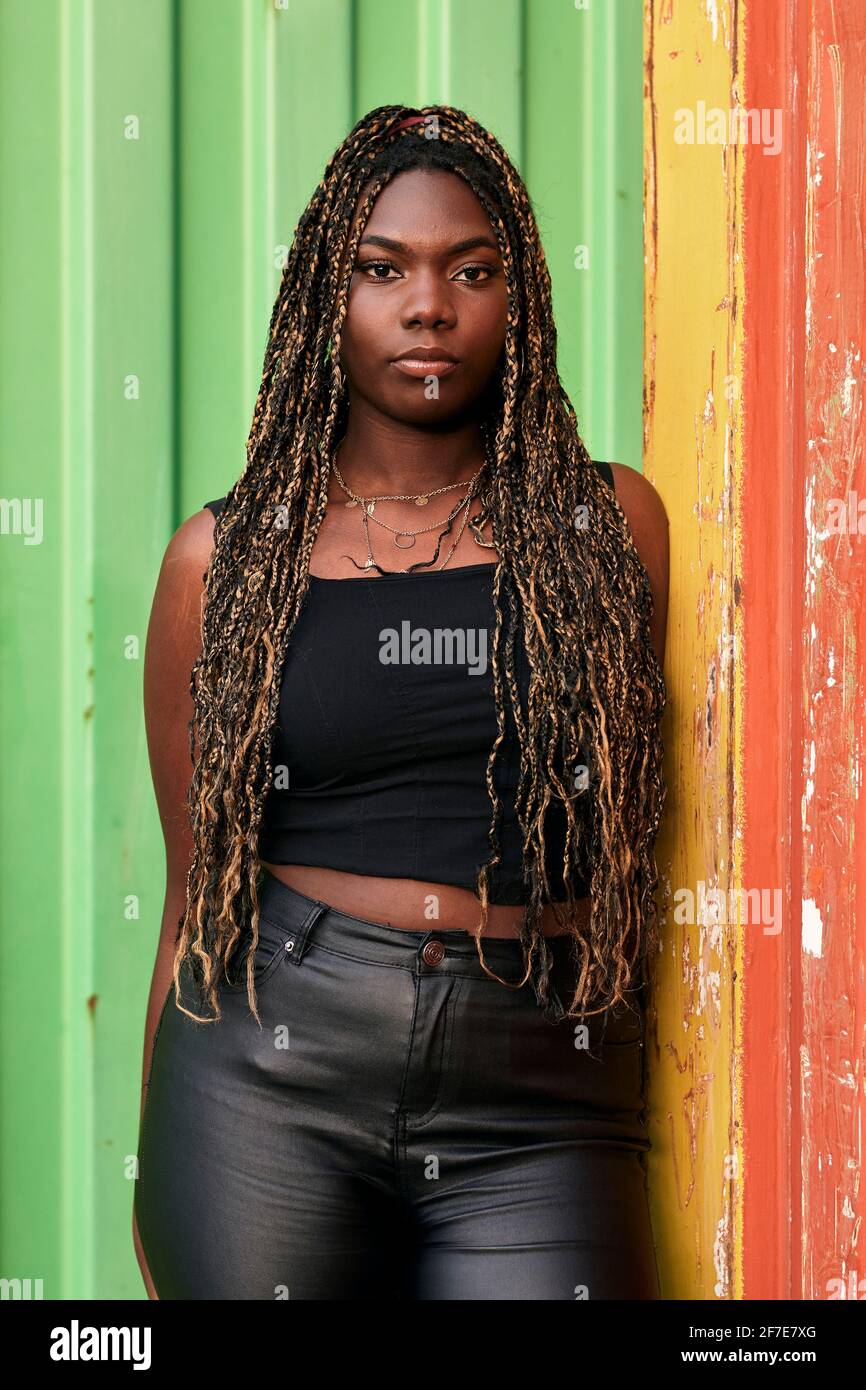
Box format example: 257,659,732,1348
359,475,483,570
324,427,496,573
330,451,484,509
333,460,474,508
330,465,476,545
329,453,487,551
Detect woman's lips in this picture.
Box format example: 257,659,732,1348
391,358,459,378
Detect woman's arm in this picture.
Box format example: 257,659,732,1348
133,505,217,1298
608,462,670,668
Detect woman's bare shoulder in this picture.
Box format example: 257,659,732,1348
608,462,668,534
167,501,219,556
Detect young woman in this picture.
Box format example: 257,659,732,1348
134,104,669,1301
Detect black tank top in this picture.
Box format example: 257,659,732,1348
204,459,615,904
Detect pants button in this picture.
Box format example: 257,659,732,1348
421,939,446,966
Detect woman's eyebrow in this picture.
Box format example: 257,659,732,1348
357,234,501,256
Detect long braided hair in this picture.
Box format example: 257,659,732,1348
173,104,667,1029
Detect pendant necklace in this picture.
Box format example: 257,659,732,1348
328,449,489,570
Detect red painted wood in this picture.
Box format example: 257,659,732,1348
741,0,866,1300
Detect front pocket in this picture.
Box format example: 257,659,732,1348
222,921,294,991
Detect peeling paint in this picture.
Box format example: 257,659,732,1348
648,0,865,1306
645,0,741,1300
802,898,824,957
741,0,866,1302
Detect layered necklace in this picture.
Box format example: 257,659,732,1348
327,433,496,575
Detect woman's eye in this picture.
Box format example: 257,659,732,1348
356,261,497,283
358,260,400,280
453,264,496,283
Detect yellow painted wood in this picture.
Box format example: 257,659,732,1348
642,0,746,1300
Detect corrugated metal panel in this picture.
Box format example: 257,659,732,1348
0,1,643,1296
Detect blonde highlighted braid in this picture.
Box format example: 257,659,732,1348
172,104,666,1029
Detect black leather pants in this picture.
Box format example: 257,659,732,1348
135,870,659,1300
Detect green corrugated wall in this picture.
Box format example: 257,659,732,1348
0,0,643,1298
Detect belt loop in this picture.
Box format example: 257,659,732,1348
286,899,329,966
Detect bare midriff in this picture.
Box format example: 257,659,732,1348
258,862,590,938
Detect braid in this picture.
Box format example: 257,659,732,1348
172,104,667,1030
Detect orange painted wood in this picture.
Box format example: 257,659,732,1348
741,0,866,1300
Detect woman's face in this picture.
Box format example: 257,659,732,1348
337,168,509,427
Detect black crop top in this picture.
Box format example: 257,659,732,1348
204,459,615,904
